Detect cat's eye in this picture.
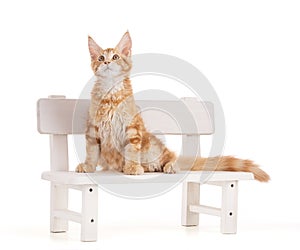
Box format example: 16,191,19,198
112,54,119,60
98,55,105,62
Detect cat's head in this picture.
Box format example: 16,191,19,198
88,32,132,77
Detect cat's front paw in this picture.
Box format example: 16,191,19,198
76,163,96,173
163,162,179,174
123,163,144,175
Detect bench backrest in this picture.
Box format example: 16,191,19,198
37,97,214,135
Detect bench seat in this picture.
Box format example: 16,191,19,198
42,170,254,185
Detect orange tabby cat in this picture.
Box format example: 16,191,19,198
76,32,270,182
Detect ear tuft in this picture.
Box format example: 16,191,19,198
88,36,103,61
116,31,132,56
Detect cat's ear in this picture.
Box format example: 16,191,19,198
88,36,103,61
116,31,132,56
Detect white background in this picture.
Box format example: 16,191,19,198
0,0,299,249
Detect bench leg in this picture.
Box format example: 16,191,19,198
220,181,238,234
81,185,98,242
50,184,68,233
181,182,200,226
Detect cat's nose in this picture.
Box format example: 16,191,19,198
104,61,111,65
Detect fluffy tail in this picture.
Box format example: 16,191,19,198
177,156,270,182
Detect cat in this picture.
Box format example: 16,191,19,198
76,32,270,182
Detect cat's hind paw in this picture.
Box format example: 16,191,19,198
163,162,179,174
76,163,96,173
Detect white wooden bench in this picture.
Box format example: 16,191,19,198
37,95,254,242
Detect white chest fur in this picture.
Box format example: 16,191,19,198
92,97,137,152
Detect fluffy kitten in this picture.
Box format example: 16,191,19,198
76,32,270,182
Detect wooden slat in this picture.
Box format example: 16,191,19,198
41,171,254,185
37,98,214,135
137,99,214,135
37,99,89,135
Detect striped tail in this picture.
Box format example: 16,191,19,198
177,155,270,182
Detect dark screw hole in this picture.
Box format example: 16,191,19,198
229,212,233,216
89,188,93,192
91,219,94,223
231,184,234,188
